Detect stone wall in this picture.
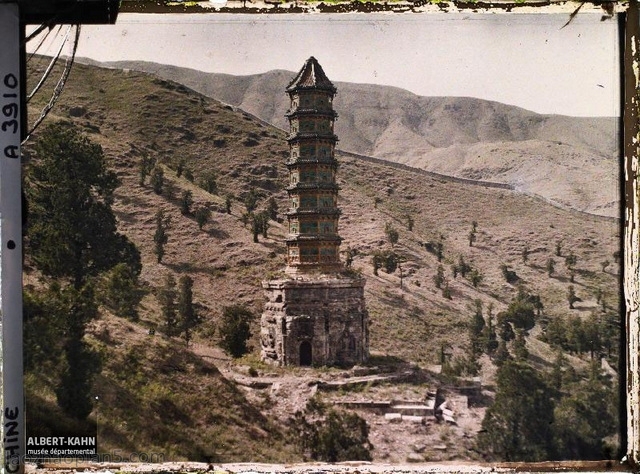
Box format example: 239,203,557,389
261,277,369,367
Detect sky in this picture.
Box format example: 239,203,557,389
30,12,621,117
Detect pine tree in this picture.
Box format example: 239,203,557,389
288,400,373,462
513,329,529,361
568,285,578,309
159,274,178,336
548,349,565,391
180,190,193,215
458,255,471,278
101,263,142,320
345,247,355,268
267,196,278,220
251,213,261,242
153,210,170,263
503,288,536,330
260,211,270,238
175,158,186,178
482,313,499,355
497,312,515,342
139,155,155,186
543,316,568,348
27,122,140,289
406,214,414,231
584,311,602,359
178,275,198,346
194,207,212,230
477,361,555,461
468,228,476,247
384,222,399,247
436,240,444,262
434,265,445,289
150,166,164,194
469,299,485,356
565,253,577,282
244,188,259,213
553,362,618,459
494,339,511,367
442,282,452,300
26,123,141,419
54,285,102,420
200,171,217,194
372,253,381,276
225,194,233,214
469,268,483,288
546,258,555,276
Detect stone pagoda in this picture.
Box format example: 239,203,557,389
260,57,369,367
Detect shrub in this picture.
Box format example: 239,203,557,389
101,263,142,320
150,166,164,194
288,399,372,462
501,264,518,284
469,268,483,288
219,305,253,358
200,171,217,194
434,264,445,289
180,190,193,215
384,222,399,247
139,155,155,186
225,194,233,214
372,250,398,274
195,207,212,230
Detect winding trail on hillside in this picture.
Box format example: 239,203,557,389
336,149,620,224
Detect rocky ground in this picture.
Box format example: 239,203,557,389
189,341,487,464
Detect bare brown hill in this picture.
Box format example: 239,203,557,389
89,59,620,217
25,57,621,462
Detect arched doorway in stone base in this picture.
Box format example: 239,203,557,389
300,340,312,366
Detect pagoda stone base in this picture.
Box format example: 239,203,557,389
260,276,369,367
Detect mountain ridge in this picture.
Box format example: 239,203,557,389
80,58,619,218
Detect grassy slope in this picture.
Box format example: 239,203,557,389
24,57,620,461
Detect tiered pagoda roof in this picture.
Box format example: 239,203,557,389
286,56,337,93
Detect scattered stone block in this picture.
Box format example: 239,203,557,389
407,453,424,463
411,444,426,453
384,413,402,422
402,415,425,423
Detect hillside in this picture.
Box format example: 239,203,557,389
90,60,620,218
24,57,621,463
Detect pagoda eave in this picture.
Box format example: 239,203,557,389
286,209,342,217
286,183,340,192
286,159,338,167
287,133,339,142
286,235,343,243
285,109,338,119
286,84,337,94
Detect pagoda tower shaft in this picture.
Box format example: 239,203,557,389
284,57,342,275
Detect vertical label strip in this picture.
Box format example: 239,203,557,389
0,4,24,474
